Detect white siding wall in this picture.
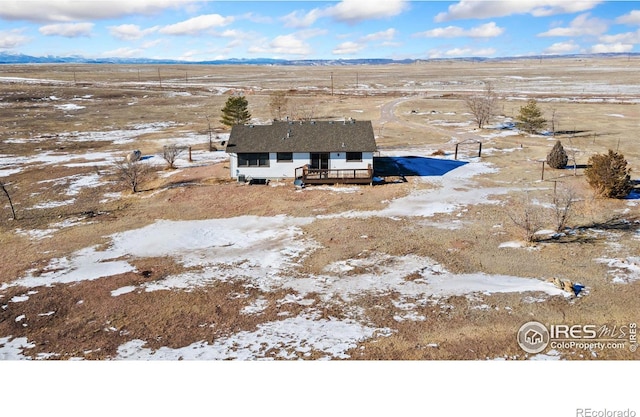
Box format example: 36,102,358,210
329,152,374,170
230,152,373,180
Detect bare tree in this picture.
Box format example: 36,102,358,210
506,192,545,244
567,136,580,176
205,115,214,151
290,97,318,121
269,90,289,121
163,144,183,169
550,108,558,137
550,184,577,232
465,81,497,129
115,158,150,193
1,180,17,220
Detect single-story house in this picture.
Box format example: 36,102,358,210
226,119,377,185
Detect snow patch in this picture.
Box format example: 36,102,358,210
0,336,35,360
116,314,390,360
111,286,137,297
9,215,315,293
596,257,640,283
55,103,85,111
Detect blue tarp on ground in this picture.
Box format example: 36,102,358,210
374,156,468,177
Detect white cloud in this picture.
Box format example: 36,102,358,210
214,29,259,50
616,10,640,25
281,0,408,28
177,50,200,61
330,28,397,56
0,0,196,23
362,28,397,42
159,14,234,36
418,26,465,38
270,34,312,55
445,47,496,57
435,0,601,22
141,39,163,49
589,42,634,53
39,22,94,38
327,0,408,24
417,22,504,38
599,30,640,44
225,39,243,49
248,34,312,56
544,40,580,54
428,47,497,58
332,41,365,55
281,9,324,29
109,24,159,41
468,22,504,38
219,29,252,40
538,13,608,37
0,29,29,49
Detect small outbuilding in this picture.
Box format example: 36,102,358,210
226,119,377,185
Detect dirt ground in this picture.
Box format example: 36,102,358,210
1,57,639,360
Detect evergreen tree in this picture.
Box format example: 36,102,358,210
547,140,568,169
516,99,546,133
220,95,251,127
585,149,633,198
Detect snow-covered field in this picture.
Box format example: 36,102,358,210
1,146,576,360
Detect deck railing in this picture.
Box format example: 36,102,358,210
295,165,373,184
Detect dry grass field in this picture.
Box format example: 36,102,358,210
1,57,639,360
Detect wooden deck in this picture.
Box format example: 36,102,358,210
295,165,373,185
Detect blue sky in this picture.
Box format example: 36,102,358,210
0,1,639,60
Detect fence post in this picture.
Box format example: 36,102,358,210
454,143,459,160
188,146,192,162
478,142,482,157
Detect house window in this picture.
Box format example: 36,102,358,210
277,152,293,162
238,153,270,167
346,152,362,162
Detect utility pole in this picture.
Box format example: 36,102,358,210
331,72,334,96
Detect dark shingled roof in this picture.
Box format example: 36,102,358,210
226,120,377,153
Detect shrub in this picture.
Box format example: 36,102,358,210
585,149,633,198
163,144,183,169
115,158,150,193
550,184,576,232
506,192,545,245
546,141,568,169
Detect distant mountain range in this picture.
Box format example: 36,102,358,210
0,52,638,65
